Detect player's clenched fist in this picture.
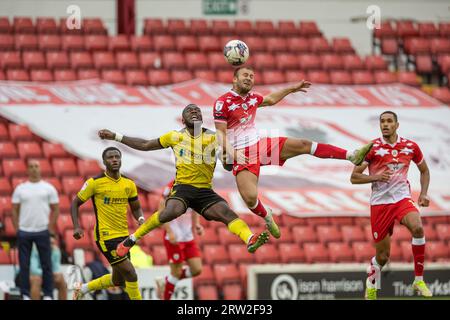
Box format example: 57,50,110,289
73,227,84,240
98,129,116,140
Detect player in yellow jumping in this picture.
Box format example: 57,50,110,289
70,147,144,300
98,104,270,258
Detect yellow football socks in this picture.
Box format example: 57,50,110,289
124,281,142,300
87,274,113,291
228,218,253,244
135,211,161,241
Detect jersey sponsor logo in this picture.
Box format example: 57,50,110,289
387,163,405,172
215,101,223,111
103,197,128,204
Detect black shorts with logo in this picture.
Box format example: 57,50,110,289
167,184,226,216
96,236,130,266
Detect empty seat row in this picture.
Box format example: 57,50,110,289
374,21,450,39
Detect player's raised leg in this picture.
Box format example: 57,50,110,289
116,199,187,257
365,235,391,300
401,211,432,297
280,137,374,166
203,201,269,253
235,170,280,238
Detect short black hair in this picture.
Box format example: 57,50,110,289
380,111,398,122
233,66,254,78
102,146,121,160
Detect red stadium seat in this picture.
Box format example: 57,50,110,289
83,18,107,35
62,35,85,51
101,70,125,84
2,216,16,237
0,142,18,158
62,176,84,196
223,284,243,300
431,87,450,104
396,20,419,38
299,21,322,37
381,38,399,55
194,70,216,81
196,285,219,300
278,243,305,263
36,17,58,34
46,51,70,69
240,214,263,228
84,35,109,52
218,227,242,245
171,70,193,83
125,70,148,86
438,55,450,74
317,225,343,243
0,35,14,51
148,245,167,265
56,213,73,234
143,19,165,35
130,36,153,52
42,142,70,159
352,242,374,262
175,35,198,52
139,52,162,70
439,22,450,37
57,195,71,213
198,35,221,52
0,249,11,264
373,21,396,39
262,70,285,84
254,244,280,264
342,54,365,71
414,55,433,74
108,35,130,52
389,241,404,262
281,214,307,226
14,34,38,51
255,20,276,36
391,225,411,243
299,54,321,70
207,52,228,70
162,52,186,69
6,69,29,81
0,51,22,69
203,245,230,264
276,226,294,244
435,224,450,242
213,264,240,287
189,19,209,35
116,52,139,70
22,51,46,69
430,38,450,55
0,178,12,195
54,69,77,81
211,20,233,35
307,70,330,84
167,19,188,35
9,124,34,142
58,17,82,35
0,124,9,141
352,71,375,84
234,20,254,35
13,17,35,34
30,70,53,82
44,177,62,194
64,229,91,254
265,37,288,53
52,158,78,177
80,214,96,230
11,177,27,190
365,55,388,70
198,227,220,245
17,141,43,159
153,35,176,52
77,159,101,177
194,264,215,286
374,71,397,84
292,225,318,244
278,21,299,36
216,70,233,83
0,196,12,216
330,70,352,85
228,244,255,264
426,241,450,261
328,242,354,262
404,38,430,55
304,243,329,263
70,52,94,70
422,224,438,241
332,37,355,54
0,17,12,34
341,225,366,243
185,52,208,70
93,51,116,70
310,37,331,53
397,71,420,87
321,54,344,70
276,53,299,70
287,37,310,53
140,228,164,247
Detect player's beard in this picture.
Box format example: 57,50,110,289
238,83,251,95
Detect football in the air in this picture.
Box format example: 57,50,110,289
223,40,250,66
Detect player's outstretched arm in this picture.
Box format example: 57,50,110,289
98,129,163,151
417,160,430,207
350,162,391,184
260,80,312,107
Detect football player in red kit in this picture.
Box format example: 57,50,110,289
351,111,432,299
214,67,373,239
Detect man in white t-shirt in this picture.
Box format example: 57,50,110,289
12,159,60,300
